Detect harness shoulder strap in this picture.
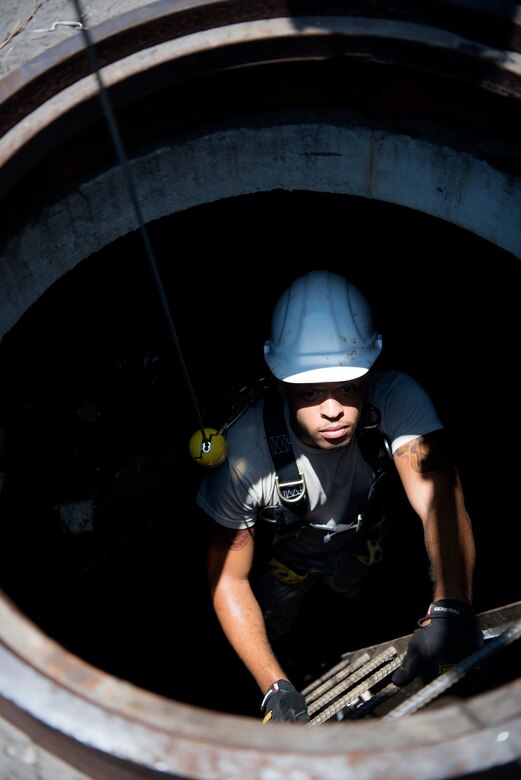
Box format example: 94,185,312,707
356,402,393,480
262,388,308,518
355,402,396,540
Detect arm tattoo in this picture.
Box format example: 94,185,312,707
395,432,454,474
209,525,252,552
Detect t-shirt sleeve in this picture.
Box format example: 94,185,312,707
196,458,259,529
369,371,444,453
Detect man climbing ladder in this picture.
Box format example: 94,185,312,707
197,269,483,723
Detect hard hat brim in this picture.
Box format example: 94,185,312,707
280,366,370,384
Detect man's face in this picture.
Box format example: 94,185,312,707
281,379,366,450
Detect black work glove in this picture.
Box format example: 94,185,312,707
261,679,309,724
392,599,484,691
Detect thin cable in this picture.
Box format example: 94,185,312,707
71,0,207,439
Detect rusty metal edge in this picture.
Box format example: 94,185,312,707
1,0,521,135
1,590,521,780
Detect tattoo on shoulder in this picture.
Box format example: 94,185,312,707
395,432,454,474
209,525,252,552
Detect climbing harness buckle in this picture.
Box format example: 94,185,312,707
355,539,384,566
275,474,307,505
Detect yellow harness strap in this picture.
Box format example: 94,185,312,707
267,557,311,586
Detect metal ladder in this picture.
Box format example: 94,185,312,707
302,602,521,725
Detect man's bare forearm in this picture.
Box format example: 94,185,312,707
394,433,476,604
213,579,287,692
422,482,475,603
207,525,287,693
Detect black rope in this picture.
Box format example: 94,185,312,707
71,0,207,441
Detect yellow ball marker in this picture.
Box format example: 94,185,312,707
189,428,227,467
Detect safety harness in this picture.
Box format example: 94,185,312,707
261,387,394,537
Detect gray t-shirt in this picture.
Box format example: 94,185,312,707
196,370,443,573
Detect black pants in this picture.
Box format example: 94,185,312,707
252,541,383,643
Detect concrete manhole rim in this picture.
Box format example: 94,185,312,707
2,594,521,778
1,2,521,777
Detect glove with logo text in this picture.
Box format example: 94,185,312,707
261,679,310,724
392,599,484,691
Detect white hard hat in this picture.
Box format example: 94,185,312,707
264,270,382,383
